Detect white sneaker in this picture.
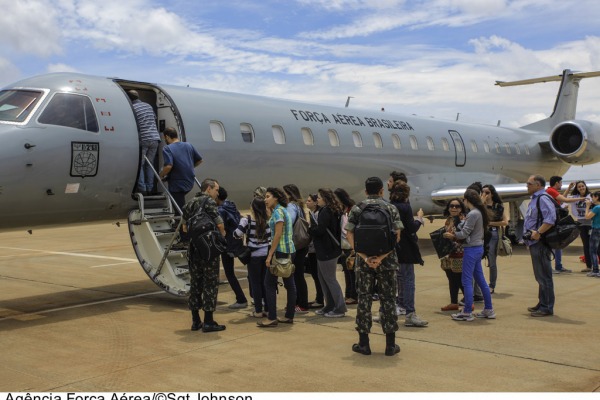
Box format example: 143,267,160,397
475,308,496,319
404,312,428,327
451,312,474,321
324,311,345,318
228,302,248,309
395,306,407,316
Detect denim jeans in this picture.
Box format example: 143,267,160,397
487,229,499,288
554,249,563,270
461,246,493,313
590,229,600,272
264,252,296,320
138,140,159,192
529,242,555,313
397,263,416,313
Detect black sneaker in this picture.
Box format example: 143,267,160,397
473,295,484,303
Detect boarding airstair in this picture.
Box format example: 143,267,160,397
127,156,195,296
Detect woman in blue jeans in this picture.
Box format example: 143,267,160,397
444,189,495,321
259,187,297,327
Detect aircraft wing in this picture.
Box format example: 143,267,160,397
430,179,600,206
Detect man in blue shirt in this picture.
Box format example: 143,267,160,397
524,175,557,317
159,127,203,212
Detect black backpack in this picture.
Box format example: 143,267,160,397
187,197,227,261
536,194,580,250
353,202,396,256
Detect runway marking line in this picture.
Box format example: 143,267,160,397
0,246,137,262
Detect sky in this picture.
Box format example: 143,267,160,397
2,0,600,178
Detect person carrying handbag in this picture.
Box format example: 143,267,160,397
259,187,297,327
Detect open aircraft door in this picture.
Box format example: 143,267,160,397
448,130,466,167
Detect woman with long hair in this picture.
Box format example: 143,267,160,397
389,181,427,327
305,193,324,308
259,187,297,327
444,189,495,321
309,188,347,317
234,197,271,318
334,187,358,305
569,180,596,273
585,191,600,276
482,184,508,293
440,198,467,311
283,184,310,314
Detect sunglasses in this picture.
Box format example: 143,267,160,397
449,204,461,209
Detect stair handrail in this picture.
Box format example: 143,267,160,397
143,155,182,216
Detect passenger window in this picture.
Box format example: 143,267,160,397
352,131,363,147
483,141,490,153
409,135,418,150
514,144,521,155
426,136,435,151
301,127,314,146
441,137,449,151
504,143,512,154
391,134,401,149
0,89,44,123
240,123,254,143
210,121,226,142
471,140,478,152
373,132,383,149
272,125,285,144
495,142,501,153
38,93,99,132
328,129,340,147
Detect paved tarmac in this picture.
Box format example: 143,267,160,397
0,220,599,392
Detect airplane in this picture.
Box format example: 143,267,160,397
2,69,600,295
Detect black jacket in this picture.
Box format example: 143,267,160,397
308,206,342,261
391,200,424,265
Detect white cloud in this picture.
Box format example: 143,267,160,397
0,0,62,57
46,63,80,73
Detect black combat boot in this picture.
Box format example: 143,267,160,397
385,332,400,356
352,333,371,355
191,309,202,331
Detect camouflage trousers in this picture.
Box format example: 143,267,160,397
355,261,398,335
188,246,220,312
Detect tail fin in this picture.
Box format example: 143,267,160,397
496,69,600,131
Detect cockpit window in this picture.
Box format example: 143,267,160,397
0,90,44,123
38,93,99,132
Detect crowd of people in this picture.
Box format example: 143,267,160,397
139,123,600,355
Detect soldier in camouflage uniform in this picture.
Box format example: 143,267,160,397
346,177,404,356
182,178,227,333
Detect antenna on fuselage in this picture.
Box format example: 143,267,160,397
345,96,354,108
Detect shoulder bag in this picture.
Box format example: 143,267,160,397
269,254,295,278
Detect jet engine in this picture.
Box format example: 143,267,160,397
549,120,600,165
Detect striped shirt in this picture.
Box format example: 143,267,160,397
132,100,160,142
234,217,271,257
269,204,295,254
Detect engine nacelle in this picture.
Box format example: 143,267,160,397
549,120,600,165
